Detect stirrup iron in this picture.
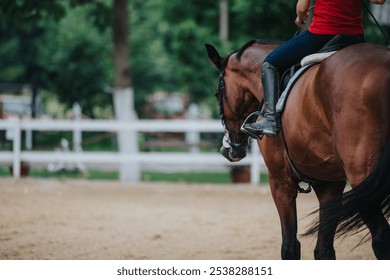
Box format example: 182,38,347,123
240,111,263,140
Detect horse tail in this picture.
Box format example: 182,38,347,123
305,143,390,239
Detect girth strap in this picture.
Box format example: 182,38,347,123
280,128,326,193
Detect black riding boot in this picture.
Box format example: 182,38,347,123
243,62,280,137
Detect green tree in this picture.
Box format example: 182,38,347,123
0,0,66,117
41,3,113,117
130,0,176,107
0,0,112,118
230,0,297,42
1,0,384,120
155,0,220,103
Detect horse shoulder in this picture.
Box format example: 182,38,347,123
280,64,344,181
282,65,330,131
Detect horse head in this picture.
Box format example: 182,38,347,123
205,43,263,162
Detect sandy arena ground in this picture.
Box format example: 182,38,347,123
0,178,375,260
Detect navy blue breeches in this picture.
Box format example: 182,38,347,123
264,30,363,74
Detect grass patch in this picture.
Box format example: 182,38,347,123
0,166,118,180
141,171,231,183
0,166,268,183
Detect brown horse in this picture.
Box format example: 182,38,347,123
206,41,390,260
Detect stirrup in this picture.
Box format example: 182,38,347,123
240,111,263,140
253,117,281,138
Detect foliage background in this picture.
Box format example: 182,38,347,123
0,0,386,118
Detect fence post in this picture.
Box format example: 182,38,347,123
72,102,88,173
113,88,140,182
185,103,200,153
25,129,32,151
72,103,82,153
12,118,21,178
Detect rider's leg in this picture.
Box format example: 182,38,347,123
242,31,336,138
243,62,280,137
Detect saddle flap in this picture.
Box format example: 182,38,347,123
276,64,316,114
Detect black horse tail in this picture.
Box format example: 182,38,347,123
305,143,390,239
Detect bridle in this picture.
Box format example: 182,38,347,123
216,61,261,149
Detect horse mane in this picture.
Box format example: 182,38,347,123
235,39,282,61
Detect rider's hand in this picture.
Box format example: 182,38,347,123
295,14,308,28
295,0,310,27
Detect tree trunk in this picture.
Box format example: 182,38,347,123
112,0,139,181
113,0,131,88
219,0,229,43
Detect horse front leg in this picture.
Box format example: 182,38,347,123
270,178,301,260
312,181,346,260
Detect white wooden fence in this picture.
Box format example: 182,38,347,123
0,118,266,184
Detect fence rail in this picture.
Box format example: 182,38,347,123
0,119,266,184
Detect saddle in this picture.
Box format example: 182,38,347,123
276,34,363,114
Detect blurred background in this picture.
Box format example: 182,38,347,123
0,0,389,183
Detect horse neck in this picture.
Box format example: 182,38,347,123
226,59,258,101
249,70,263,102
234,44,277,102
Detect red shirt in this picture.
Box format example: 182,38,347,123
309,0,364,35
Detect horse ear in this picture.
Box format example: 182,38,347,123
205,43,223,70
